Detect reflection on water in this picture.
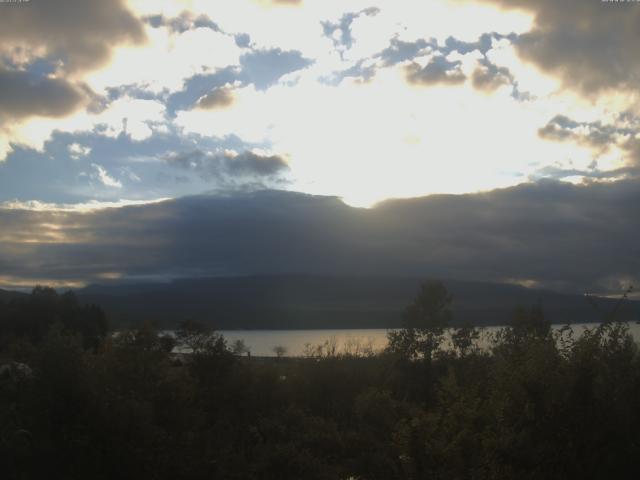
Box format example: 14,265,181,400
217,322,640,357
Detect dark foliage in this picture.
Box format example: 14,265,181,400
0,287,108,350
1,283,640,479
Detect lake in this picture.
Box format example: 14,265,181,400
216,322,640,357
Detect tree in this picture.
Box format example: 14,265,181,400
231,339,250,356
272,345,287,359
175,320,234,385
451,322,479,357
506,304,550,342
0,286,107,350
387,281,452,361
175,319,216,354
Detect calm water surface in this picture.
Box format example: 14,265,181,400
217,323,640,357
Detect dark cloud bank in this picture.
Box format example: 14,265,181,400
0,0,144,121
478,0,640,94
0,0,144,74
0,66,88,120
1,180,639,294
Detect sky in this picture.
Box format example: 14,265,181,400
1,0,639,293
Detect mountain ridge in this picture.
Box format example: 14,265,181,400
74,275,639,329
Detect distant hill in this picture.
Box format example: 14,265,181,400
0,288,27,303
77,276,640,329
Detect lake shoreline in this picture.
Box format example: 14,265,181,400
162,322,640,357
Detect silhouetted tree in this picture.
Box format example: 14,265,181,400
273,345,287,359
231,338,250,356
0,286,107,350
451,322,479,357
387,281,452,361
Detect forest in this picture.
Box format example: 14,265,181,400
1,283,639,479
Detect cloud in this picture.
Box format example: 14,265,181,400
379,38,433,67
538,114,640,168
164,149,289,185
255,0,303,6
0,95,168,163
3,0,637,217
144,12,220,34
471,59,513,92
0,198,168,213
121,166,142,183
91,164,122,188
2,181,640,293
477,0,640,95
530,165,636,183
332,32,516,89
0,66,88,121
322,7,380,53
196,88,235,110
239,48,313,90
176,62,613,207
68,143,91,160
84,24,242,94
538,115,631,147
405,56,466,86
0,0,145,74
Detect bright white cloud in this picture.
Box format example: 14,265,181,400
92,164,123,188
68,143,92,159
2,0,637,209
176,57,621,206
126,0,532,65
0,129,11,162
0,197,169,212
388,0,533,42
1,97,167,159
485,38,560,98
85,24,242,94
